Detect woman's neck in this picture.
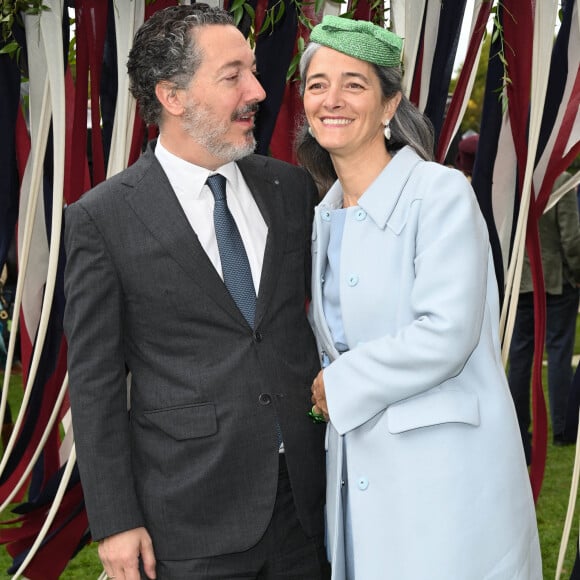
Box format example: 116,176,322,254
332,149,392,208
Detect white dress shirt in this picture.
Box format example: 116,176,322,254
155,138,268,294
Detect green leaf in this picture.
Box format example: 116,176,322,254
258,12,272,34
286,53,300,83
0,40,18,55
232,8,243,27
314,0,325,14
275,0,285,23
297,13,313,30
244,3,255,19
230,0,246,12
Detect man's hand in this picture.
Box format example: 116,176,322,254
311,370,329,421
98,527,156,580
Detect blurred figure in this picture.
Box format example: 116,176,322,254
508,171,580,461
455,132,479,179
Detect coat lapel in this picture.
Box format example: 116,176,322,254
237,155,286,328
122,144,243,323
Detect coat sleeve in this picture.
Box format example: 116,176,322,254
555,188,580,285
323,168,491,434
63,200,145,540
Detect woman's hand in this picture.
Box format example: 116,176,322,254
311,370,330,421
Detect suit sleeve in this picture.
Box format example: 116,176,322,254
64,200,145,540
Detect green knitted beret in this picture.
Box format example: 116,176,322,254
310,15,403,67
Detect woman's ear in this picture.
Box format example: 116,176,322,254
155,81,185,117
384,91,402,119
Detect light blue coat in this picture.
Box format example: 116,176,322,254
310,147,542,580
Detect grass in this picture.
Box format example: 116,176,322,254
538,440,577,578
0,341,580,579
534,315,580,578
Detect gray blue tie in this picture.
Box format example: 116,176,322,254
207,174,256,328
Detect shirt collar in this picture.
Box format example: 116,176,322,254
155,138,238,197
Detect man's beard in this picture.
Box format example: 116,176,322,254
182,101,259,163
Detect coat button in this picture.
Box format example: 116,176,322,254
254,331,263,342
348,274,359,286
357,476,369,491
355,209,367,221
258,393,271,405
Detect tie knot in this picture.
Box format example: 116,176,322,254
207,174,227,202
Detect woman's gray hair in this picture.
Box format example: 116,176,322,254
127,4,233,126
296,42,435,195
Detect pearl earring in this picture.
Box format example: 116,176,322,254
383,119,391,140
308,126,314,137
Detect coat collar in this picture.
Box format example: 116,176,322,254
318,146,423,229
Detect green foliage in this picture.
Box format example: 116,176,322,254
449,0,517,134
231,0,349,81
0,0,50,61
488,1,515,115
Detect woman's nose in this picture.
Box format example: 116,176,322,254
323,85,344,109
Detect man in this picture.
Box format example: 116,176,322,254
63,5,328,579
508,171,580,464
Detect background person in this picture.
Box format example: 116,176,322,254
64,5,328,579
297,15,542,580
508,171,580,461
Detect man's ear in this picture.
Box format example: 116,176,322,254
155,81,185,116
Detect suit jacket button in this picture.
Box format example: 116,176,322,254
357,476,369,490
254,331,263,342
259,393,271,405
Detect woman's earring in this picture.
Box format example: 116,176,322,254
308,126,314,137
383,119,391,140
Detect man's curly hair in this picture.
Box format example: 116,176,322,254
127,4,233,126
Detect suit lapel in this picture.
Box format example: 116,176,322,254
238,156,286,328
122,145,243,323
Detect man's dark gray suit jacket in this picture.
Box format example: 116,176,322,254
63,142,326,560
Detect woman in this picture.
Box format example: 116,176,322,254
298,15,542,580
